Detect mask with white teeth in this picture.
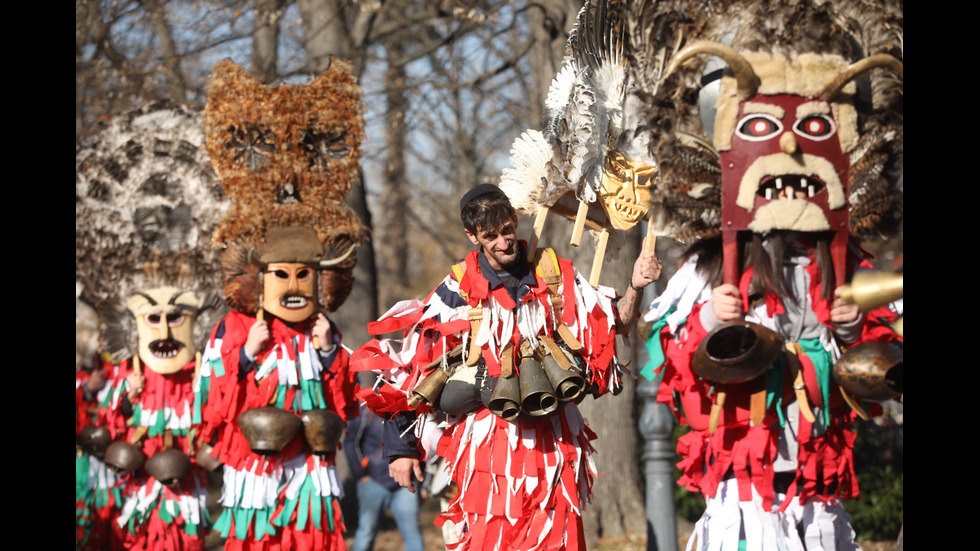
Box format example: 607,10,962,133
711,53,856,235
262,262,318,323
128,287,200,374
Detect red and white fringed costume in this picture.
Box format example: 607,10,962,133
642,242,902,551
196,310,356,551
354,247,622,551
102,358,209,551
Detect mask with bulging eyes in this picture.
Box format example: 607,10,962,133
128,288,200,374
719,94,849,234
262,262,318,323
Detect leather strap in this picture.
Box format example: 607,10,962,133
785,342,816,423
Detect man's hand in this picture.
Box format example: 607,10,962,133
127,370,145,402
389,457,423,493
711,284,743,322
86,369,107,394
312,313,334,350
830,286,860,324
630,237,662,290
245,319,270,358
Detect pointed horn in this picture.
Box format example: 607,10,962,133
666,41,760,99
819,54,904,102
318,243,356,268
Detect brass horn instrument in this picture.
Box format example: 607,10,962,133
692,321,784,384
838,271,903,312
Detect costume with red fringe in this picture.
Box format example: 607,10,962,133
354,247,621,551
642,241,902,550
77,363,127,551
196,310,355,551
101,358,208,551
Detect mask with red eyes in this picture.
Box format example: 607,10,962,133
262,262,318,323
719,94,849,234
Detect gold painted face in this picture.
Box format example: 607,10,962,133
262,262,317,322
598,152,656,231
128,288,199,374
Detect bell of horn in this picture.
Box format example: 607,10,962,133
488,374,522,421
542,353,585,401
838,271,903,312
693,321,784,383
833,341,903,402
519,357,559,417
408,368,451,409
145,449,191,487
237,407,302,455
104,441,146,474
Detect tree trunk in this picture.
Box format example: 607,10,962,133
296,0,349,72
526,0,579,126
252,0,285,83
296,0,378,351
141,0,187,103
379,39,410,308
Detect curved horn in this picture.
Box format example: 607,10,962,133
666,40,760,99
318,243,356,268
819,54,903,102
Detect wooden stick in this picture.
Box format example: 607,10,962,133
528,206,549,261
588,228,609,287
570,200,589,247
645,216,657,253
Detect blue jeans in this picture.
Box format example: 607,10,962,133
353,477,424,551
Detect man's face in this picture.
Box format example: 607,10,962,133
465,217,519,271
262,262,317,322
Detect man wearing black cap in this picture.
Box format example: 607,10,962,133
354,185,659,550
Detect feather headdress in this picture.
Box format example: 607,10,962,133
204,60,365,313
75,101,228,359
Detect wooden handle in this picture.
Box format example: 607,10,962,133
570,201,589,247
588,228,609,287
645,218,657,253
528,206,549,261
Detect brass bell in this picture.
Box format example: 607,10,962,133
146,449,191,487
833,341,903,401
237,407,302,455
195,443,222,472
519,357,559,417
301,409,344,455
488,374,522,421
542,353,585,402
78,426,112,459
104,441,147,474
692,321,783,383
408,368,451,409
